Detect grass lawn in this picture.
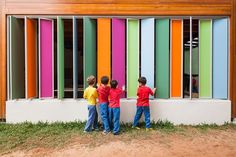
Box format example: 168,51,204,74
0,121,236,156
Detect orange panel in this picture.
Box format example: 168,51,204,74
97,18,111,84
171,20,182,98
26,18,37,98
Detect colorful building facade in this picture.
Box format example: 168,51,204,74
0,0,236,124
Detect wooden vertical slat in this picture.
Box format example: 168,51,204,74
10,16,25,99
25,17,38,99
141,18,154,90
73,16,78,99
155,19,170,98
112,18,126,97
0,0,2,119
6,16,10,101
127,19,139,98
199,19,212,98
97,18,111,84
57,17,64,99
39,19,54,98
171,19,182,98
213,18,228,99
0,3,7,119
83,17,97,88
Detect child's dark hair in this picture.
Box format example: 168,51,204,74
101,76,109,85
110,80,118,89
87,75,96,85
138,77,147,85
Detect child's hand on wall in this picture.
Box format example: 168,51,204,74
122,85,126,91
152,88,157,94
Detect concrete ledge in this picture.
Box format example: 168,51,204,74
6,99,231,125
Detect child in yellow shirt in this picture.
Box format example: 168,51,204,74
83,75,99,132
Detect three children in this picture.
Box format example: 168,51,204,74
83,75,156,134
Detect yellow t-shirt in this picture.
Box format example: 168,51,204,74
83,86,98,105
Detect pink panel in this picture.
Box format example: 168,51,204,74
40,19,53,98
112,18,125,97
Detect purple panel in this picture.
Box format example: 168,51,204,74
112,18,125,97
40,19,53,98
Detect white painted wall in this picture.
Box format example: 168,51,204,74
6,99,231,125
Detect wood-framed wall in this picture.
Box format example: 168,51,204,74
0,0,235,119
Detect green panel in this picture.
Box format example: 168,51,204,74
57,17,64,99
199,20,212,98
155,19,169,98
83,17,97,89
127,19,139,98
10,16,25,99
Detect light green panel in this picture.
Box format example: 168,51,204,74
127,19,139,98
10,16,25,99
199,20,212,98
83,17,97,89
57,17,64,99
155,19,169,99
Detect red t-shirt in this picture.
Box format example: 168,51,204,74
137,86,154,107
109,88,123,108
97,85,110,104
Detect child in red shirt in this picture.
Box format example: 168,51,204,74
132,77,156,131
97,76,111,134
109,80,124,135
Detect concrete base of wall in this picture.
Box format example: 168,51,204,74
6,99,231,125
232,118,236,124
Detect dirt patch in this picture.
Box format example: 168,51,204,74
3,128,236,157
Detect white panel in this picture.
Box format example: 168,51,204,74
141,18,155,89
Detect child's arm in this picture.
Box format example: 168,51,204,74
152,88,157,94
83,89,87,99
137,87,140,98
117,86,125,95
149,87,156,96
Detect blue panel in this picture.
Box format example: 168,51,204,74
141,18,155,89
213,18,228,99
73,17,78,98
